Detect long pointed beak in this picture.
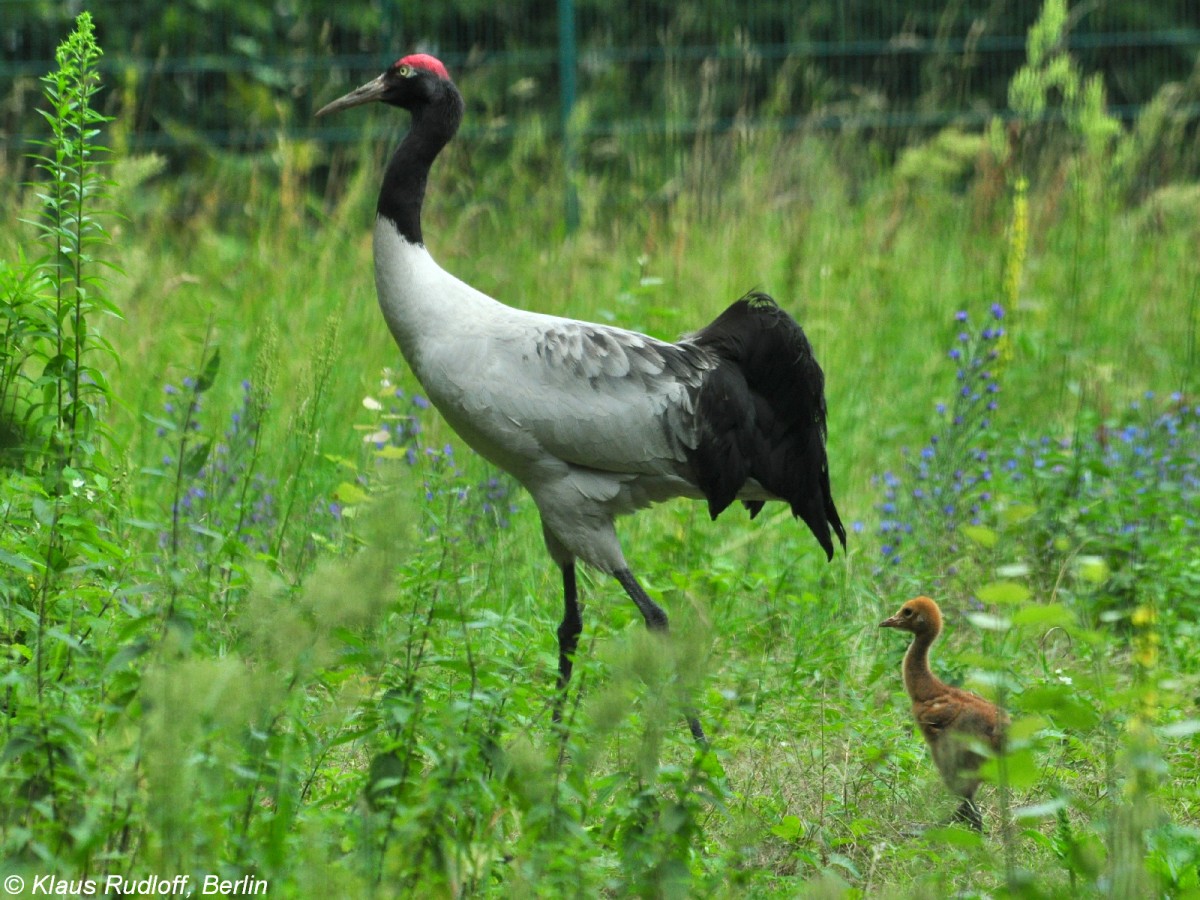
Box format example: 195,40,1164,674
316,73,389,117
879,614,900,628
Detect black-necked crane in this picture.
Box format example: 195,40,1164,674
317,54,846,743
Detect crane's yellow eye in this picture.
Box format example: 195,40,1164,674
396,64,415,77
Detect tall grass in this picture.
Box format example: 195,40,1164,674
2,6,1199,896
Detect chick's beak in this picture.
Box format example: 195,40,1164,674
879,614,901,629
316,73,389,117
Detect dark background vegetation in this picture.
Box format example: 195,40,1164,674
3,1,1199,148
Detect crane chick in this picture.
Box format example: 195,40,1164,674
880,595,1008,830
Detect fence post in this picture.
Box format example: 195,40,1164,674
557,0,580,232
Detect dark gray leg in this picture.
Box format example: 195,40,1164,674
614,568,708,746
953,796,984,831
552,563,583,725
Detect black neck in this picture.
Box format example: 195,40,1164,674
377,83,464,245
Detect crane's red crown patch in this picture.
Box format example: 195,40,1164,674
396,54,450,81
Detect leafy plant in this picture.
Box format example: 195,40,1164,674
0,11,127,865
24,11,120,477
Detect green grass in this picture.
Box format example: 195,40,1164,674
3,11,1200,898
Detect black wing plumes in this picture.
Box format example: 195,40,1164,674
686,292,846,560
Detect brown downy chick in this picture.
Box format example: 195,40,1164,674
880,595,1008,830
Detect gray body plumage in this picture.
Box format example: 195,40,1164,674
375,224,748,573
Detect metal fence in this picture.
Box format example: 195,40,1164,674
2,0,1199,157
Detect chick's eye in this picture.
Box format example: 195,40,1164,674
902,608,912,617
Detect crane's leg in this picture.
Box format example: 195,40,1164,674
614,568,708,746
952,794,984,831
552,562,583,726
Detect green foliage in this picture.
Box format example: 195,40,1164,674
894,128,989,194
2,11,115,476
998,0,1121,184
26,11,120,476
2,3,1200,896
0,13,128,867
866,265,1200,894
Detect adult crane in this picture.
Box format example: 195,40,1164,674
317,54,846,744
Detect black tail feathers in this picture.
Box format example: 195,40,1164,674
687,292,846,560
